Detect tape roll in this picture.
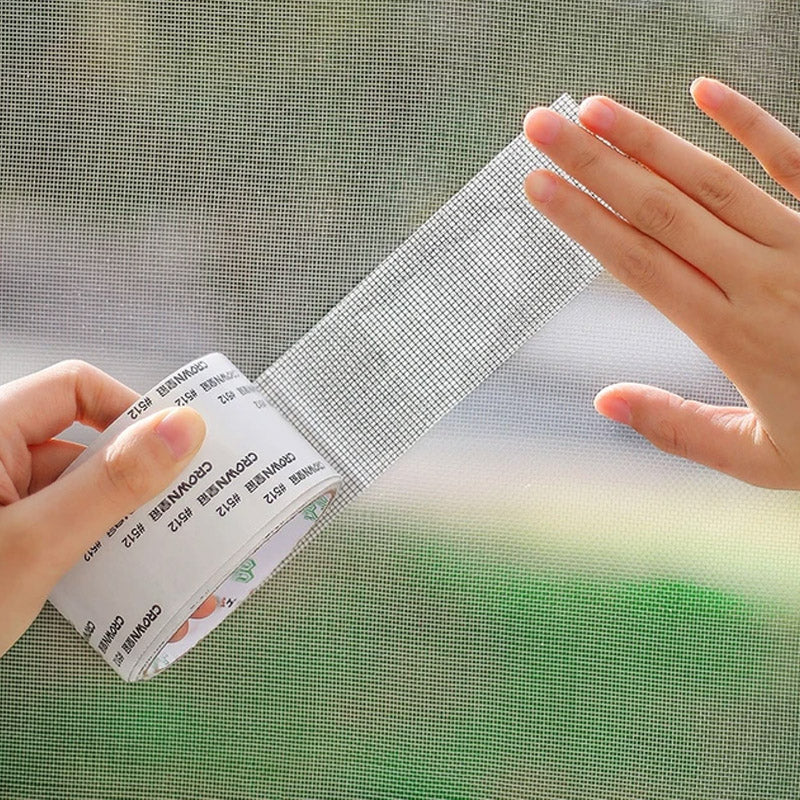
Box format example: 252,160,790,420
48,354,340,681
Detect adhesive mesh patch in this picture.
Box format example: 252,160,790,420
257,95,599,510
2,2,800,799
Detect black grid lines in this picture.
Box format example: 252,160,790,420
257,96,601,514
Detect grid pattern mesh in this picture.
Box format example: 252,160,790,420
2,2,800,799
257,97,599,512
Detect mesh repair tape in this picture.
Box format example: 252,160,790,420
48,95,601,681
256,95,600,510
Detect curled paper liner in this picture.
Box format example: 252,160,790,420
49,353,340,681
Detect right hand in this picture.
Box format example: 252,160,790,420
523,78,800,489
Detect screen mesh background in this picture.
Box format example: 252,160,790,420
2,2,800,798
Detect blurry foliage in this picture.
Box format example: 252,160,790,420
3,515,799,798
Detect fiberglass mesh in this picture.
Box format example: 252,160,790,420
2,2,800,798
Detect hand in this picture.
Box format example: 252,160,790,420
523,78,800,489
0,360,206,656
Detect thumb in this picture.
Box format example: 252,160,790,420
8,406,206,581
593,383,789,488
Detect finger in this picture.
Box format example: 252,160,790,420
524,170,730,355
576,94,798,247
0,360,138,445
524,106,764,294
692,77,800,208
28,439,85,494
3,406,206,581
594,383,792,488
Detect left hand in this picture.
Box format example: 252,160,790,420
0,360,206,656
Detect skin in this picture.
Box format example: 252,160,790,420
524,77,800,489
0,360,206,657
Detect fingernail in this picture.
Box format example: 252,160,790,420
525,107,562,145
579,96,616,132
596,396,631,425
691,77,726,111
524,171,556,203
155,408,206,460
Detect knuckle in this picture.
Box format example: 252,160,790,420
571,144,601,173
738,104,764,137
767,143,800,184
695,168,738,213
634,188,679,237
102,438,153,503
653,413,688,459
613,241,659,291
55,359,94,381
54,358,101,421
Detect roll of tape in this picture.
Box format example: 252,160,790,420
48,353,340,681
